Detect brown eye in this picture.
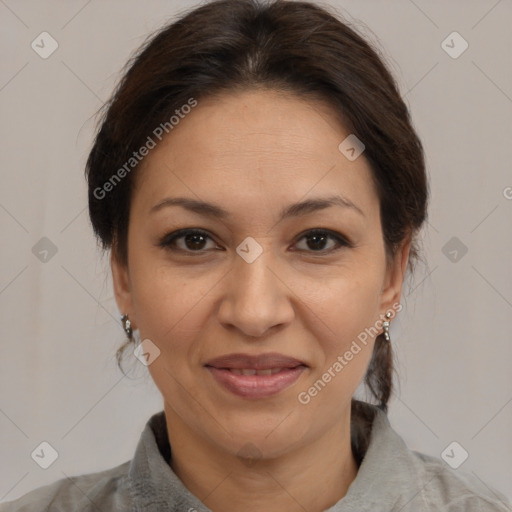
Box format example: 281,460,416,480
294,229,350,253
159,228,351,255
159,229,218,253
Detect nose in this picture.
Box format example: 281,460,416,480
217,248,295,338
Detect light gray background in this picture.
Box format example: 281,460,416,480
1,0,511,504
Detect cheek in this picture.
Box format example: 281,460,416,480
129,261,217,355
130,248,385,349
303,267,384,341
300,266,384,378
293,275,383,415
329,279,381,338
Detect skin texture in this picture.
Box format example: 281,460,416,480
112,89,410,512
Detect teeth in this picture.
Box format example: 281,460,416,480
228,368,284,376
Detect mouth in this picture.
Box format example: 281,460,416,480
204,352,308,399
219,367,290,376
205,352,307,370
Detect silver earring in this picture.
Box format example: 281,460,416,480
121,314,133,339
382,312,392,342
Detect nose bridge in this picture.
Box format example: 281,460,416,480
236,250,274,300
232,242,278,310
218,244,293,337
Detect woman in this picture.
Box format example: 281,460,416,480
1,0,509,510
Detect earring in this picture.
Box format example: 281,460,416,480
121,314,133,339
382,312,392,342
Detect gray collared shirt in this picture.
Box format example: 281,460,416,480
1,402,510,511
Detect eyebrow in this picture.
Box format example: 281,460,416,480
149,194,364,220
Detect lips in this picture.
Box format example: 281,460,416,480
204,352,307,399
205,352,307,371
228,368,284,376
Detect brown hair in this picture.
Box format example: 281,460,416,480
86,0,428,415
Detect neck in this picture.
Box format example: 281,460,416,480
164,402,359,512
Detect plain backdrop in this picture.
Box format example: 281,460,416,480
1,0,511,504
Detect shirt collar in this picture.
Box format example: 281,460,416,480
128,411,210,511
326,403,421,511
129,401,420,511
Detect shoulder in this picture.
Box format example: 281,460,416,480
353,403,511,512
0,461,132,512
410,450,511,511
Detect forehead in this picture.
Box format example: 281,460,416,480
133,89,379,220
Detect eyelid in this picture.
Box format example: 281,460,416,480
158,228,218,251
293,228,352,250
158,228,352,254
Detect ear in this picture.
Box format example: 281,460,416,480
379,237,411,313
111,249,137,330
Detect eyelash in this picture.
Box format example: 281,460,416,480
158,228,352,255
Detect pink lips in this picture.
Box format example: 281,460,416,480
205,352,305,370
205,352,307,399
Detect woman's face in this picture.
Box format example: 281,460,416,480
112,89,409,459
